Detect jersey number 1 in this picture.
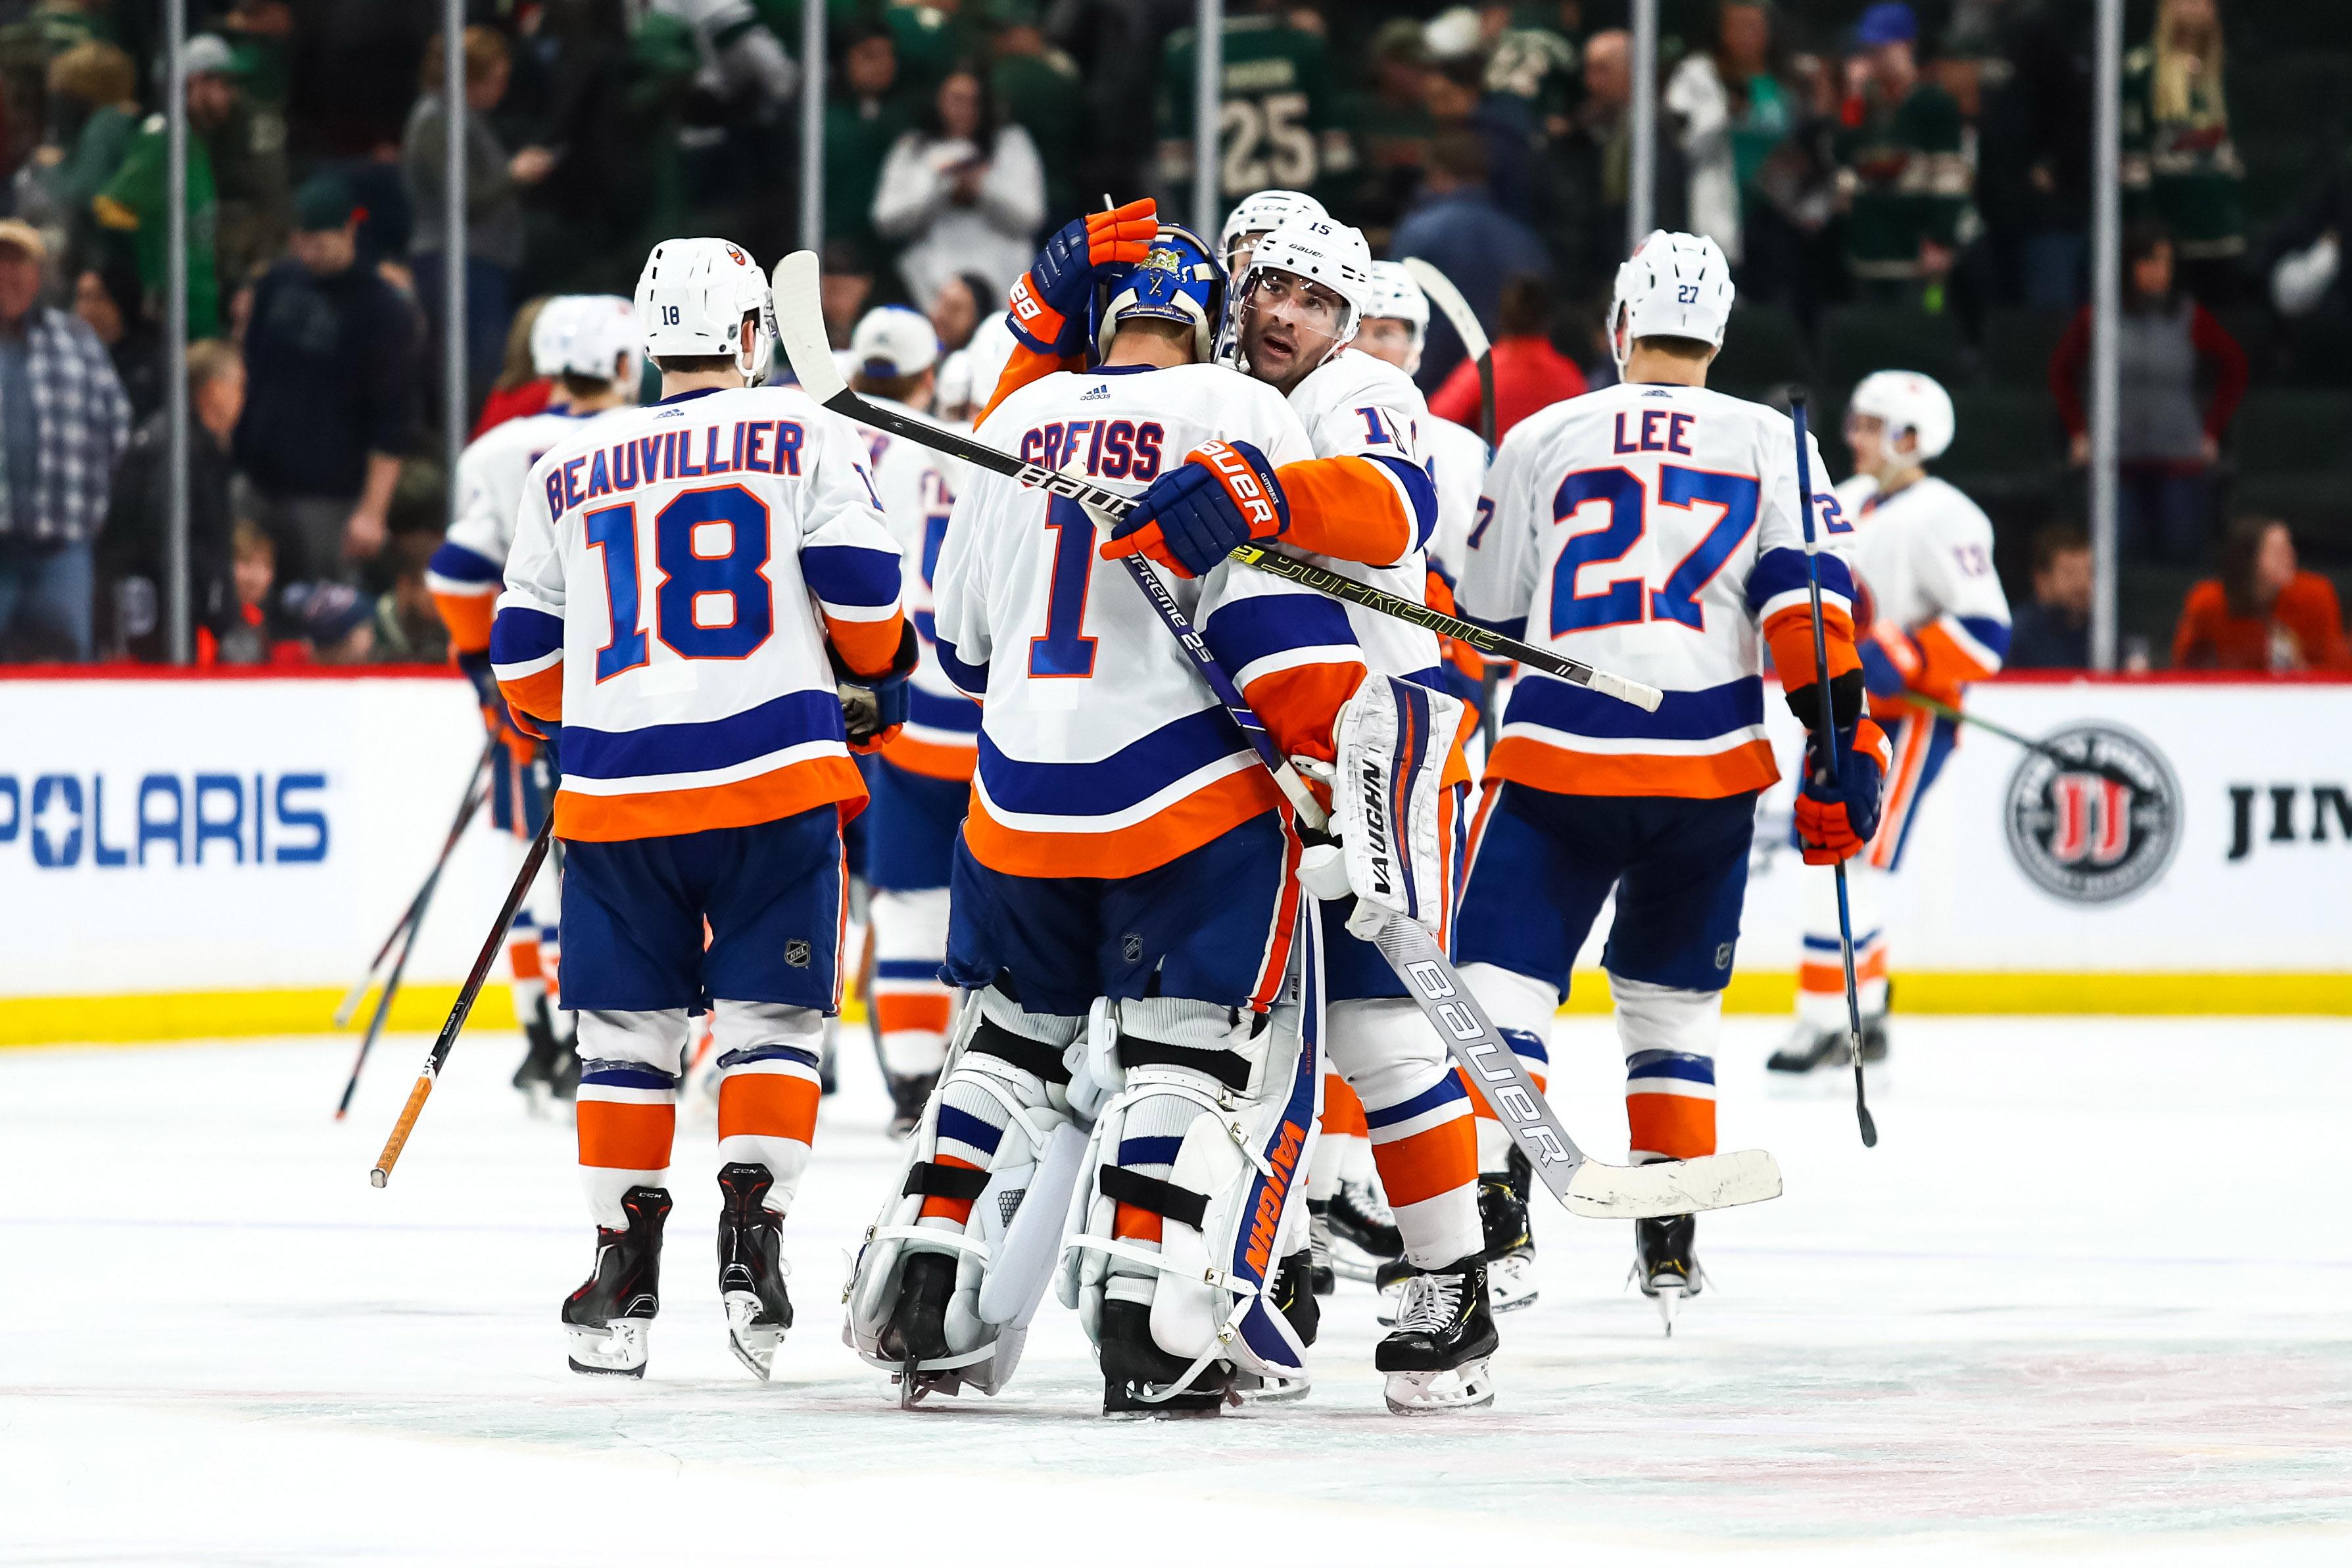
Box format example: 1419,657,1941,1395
1551,465,1759,635
586,485,774,680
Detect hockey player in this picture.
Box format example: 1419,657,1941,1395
1770,371,2010,1074
1356,261,1491,579
1451,233,1888,1329
1105,214,1497,1410
840,305,973,1131
848,224,1351,1416
427,295,639,1107
492,237,916,1381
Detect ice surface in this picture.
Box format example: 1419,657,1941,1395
7,1016,2352,1565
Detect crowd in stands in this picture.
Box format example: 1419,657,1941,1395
0,0,2345,671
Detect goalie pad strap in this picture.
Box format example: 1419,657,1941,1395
1097,1164,1209,1230
972,1017,1072,1085
1116,1037,1249,1092
901,1161,992,1201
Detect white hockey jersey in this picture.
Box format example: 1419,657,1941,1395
492,385,906,842
425,406,610,653
851,398,974,781
1459,379,1863,798
933,362,1360,880
1831,473,2012,709
1419,411,1490,581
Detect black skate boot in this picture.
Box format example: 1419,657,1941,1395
1098,1296,1230,1417
1326,1177,1404,1283
879,1250,958,1406
886,1072,937,1138
715,1163,794,1381
1237,1248,1317,1404
512,999,567,1109
1633,1214,1704,1335
1478,1148,1539,1312
1376,1254,1499,1415
562,1185,670,1376
1769,1018,1890,1074
1305,1200,1338,1296
819,1021,840,1096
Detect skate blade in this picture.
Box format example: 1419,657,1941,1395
1328,1234,1393,1284
1383,1359,1496,1416
725,1294,782,1382
1235,1370,1312,1404
1651,1281,1687,1336
565,1319,650,1377
1489,1251,1540,1314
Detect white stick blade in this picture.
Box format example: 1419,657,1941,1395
1399,257,1492,360
1561,1148,1782,1218
769,249,846,404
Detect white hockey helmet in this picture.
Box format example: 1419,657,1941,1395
1236,213,1375,363
1847,369,1956,462
635,236,773,383
934,347,974,416
1362,260,1431,354
534,295,639,385
1609,229,1735,370
1218,188,1327,272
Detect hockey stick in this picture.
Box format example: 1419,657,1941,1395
334,737,498,1029
1399,258,1494,447
1791,394,1877,1149
1115,552,1780,1219
371,812,555,1187
768,250,1662,715
1898,688,2157,798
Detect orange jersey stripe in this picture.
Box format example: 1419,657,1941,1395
1369,1116,1478,1209
974,343,1078,428
431,588,496,655
920,1152,984,1224
1912,617,1997,696
1763,600,1860,696
1239,659,1365,770
555,754,869,843
1485,736,1780,799
1323,1076,1369,1138
1276,454,1414,566
717,1072,821,1144
1800,946,1890,993
961,769,1285,880
1627,1093,1716,1162
506,938,544,981
498,664,565,725
827,609,909,678
577,1101,676,1170
879,732,978,781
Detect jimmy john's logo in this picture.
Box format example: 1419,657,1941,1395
2003,722,2180,905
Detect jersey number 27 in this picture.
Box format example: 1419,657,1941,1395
1552,465,1758,634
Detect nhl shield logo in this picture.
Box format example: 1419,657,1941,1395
784,938,812,969
2002,722,2181,905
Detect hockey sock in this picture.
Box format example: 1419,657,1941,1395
711,1001,827,1216
508,916,548,1031
576,1009,685,1228
1328,997,1479,1269
1797,856,1887,1028
1614,974,1719,1164
871,888,953,1079
1457,963,1554,1174
1306,1074,1362,1203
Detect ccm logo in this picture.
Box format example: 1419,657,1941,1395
1198,442,1278,531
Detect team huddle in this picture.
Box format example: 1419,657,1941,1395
434,186,2011,1417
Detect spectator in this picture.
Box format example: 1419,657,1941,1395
1553,27,1687,304
2005,521,2094,669
1975,0,2094,308
2172,517,2351,673
1481,3,1582,138
1391,128,1549,394
204,32,292,296
471,296,556,438
926,270,996,356
215,519,288,667
92,33,239,340
2051,222,2246,564
371,533,448,664
404,26,554,411
1428,272,1587,439
1664,0,1792,268
99,339,246,662
1345,20,1437,247
872,62,1045,309
26,41,140,264
2121,0,2244,308
821,239,876,352
1155,0,1355,224
71,258,159,419
0,218,130,662
1422,54,1537,224
991,9,1083,231
1834,3,1971,306
2265,147,2352,325
236,176,416,588
825,24,915,275
285,579,376,664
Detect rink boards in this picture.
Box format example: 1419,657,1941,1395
1,668,2347,1042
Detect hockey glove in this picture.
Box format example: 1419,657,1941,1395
1006,198,1159,356
460,649,542,762
830,622,921,753
1794,719,1890,865
1100,440,1289,579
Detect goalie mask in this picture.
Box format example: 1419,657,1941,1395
1092,223,1226,365
635,235,773,384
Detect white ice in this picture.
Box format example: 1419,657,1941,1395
7,1015,2352,1566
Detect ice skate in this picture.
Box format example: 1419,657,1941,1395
876,1250,958,1406
1633,1213,1705,1336
1305,1201,1338,1296
1376,1254,1497,1415
715,1163,794,1381
819,1020,840,1096
885,1072,936,1139
562,1185,669,1377
511,1000,572,1114
1767,1017,1888,1074
1478,1150,1539,1312
1237,1248,1316,1403
1097,1296,1232,1417
1326,1177,1403,1283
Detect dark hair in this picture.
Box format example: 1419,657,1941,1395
654,354,736,376
2030,520,2090,575
2123,218,2178,313
1427,128,1489,185
1710,1,1783,117
1499,273,1552,338
2218,514,2288,619
559,369,615,400
850,368,932,402
919,60,1000,145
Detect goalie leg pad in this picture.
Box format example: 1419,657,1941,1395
846,986,1079,1396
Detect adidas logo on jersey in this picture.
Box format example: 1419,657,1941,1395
1080,384,1110,402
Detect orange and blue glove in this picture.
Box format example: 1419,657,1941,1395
1100,440,1289,578
1793,719,1890,865
1006,198,1159,357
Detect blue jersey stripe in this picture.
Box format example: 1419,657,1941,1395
489,605,564,665
562,688,845,780
978,707,1247,818
1502,673,1764,742
802,544,901,608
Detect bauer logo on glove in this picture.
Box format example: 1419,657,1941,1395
1101,439,1291,579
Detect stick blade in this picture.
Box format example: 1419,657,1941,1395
1562,1148,1783,1218
1399,258,1491,360
769,250,847,406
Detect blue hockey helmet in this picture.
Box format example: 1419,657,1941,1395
1092,223,1226,364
